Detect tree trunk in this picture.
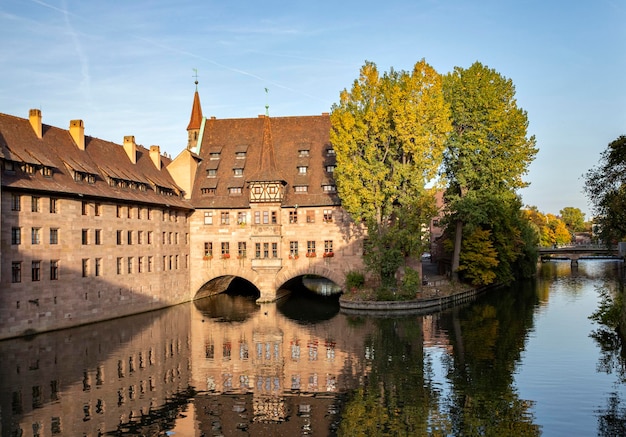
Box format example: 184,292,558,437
451,219,463,281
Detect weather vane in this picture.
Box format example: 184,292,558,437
192,68,199,90
265,87,269,116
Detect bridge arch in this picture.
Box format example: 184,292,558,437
275,263,346,293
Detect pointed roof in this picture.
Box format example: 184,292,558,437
247,115,285,183
186,89,203,131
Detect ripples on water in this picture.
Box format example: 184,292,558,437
1,260,626,436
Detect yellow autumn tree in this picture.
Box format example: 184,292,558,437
458,228,499,286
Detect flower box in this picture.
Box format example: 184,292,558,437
203,255,213,261
222,253,231,259
323,252,334,258
289,254,299,260
306,252,316,258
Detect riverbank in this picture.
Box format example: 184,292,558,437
339,260,485,315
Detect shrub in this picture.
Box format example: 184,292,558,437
345,271,365,290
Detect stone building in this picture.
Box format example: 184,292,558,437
0,88,365,339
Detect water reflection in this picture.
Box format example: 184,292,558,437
3,261,626,436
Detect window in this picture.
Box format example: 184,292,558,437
254,211,261,224
220,212,230,225
326,148,335,156
326,165,336,173
263,211,269,224
12,262,22,283
147,256,153,272
306,210,315,223
162,232,166,244
307,241,316,256
209,152,220,160
117,230,122,245
42,166,53,177
236,151,247,159
137,230,143,244
204,242,213,257
271,211,277,224
324,240,334,254
238,242,247,259
289,210,298,224
297,166,308,175
32,196,40,212
127,231,133,245
11,193,20,211
201,187,216,195
255,243,261,258
117,258,122,275
50,260,59,280
323,209,333,222
322,184,337,192
221,242,230,257
95,229,102,245
147,231,153,244
207,169,217,177
116,205,122,218
147,208,153,220
82,201,88,215
233,168,243,177
50,228,58,245
82,229,88,245
138,257,143,273
237,212,246,225
127,257,133,274
95,258,102,277
11,227,21,245
298,149,310,157
95,203,102,216
263,243,269,258
127,207,132,219
82,259,89,277
204,211,213,225
229,187,242,195
290,241,299,258
272,242,278,258
31,227,41,245
31,261,41,282
50,198,58,213
294,185,308,193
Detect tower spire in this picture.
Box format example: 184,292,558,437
187,69,203,150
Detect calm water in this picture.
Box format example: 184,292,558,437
2,260,626,436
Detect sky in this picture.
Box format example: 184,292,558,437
1,0,624,217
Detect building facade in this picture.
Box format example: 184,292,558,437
0,90,365,339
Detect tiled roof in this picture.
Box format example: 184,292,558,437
191,114,340,209
0,113,192,210
186,90,203,131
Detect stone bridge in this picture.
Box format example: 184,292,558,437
538,245,620,267
191,256,354,302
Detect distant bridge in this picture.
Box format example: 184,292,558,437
538,245,621,266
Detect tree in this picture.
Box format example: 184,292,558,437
584,135,626,244
442,61,538,281
560,207,586,233
331,60,451,285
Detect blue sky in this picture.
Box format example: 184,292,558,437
1,0,624,217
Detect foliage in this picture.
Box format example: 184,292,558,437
584,135,626,244
442,61,537,280
345,270,365,290
331,59,451,285
458,227,499,286
401,267,422,294
560,206,586,233
523,206,572,247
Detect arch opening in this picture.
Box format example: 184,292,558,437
193,276,261,322
276,275,342,324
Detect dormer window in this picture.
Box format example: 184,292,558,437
229,187,242,195
207,169,217,178
3,161,15,172
297,166,308,175
201,188,216,195
21,163,35,174
326,148,335,156
322,184,336,192
42,166,53,177
233,168,244,177
326,165,336,173
294,185,308,193
235,151,246,159
209,152,220,160
298,149,310,157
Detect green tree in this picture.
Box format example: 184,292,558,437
331,60,451,285
584,135,626,244
560,206,586,233
442,61,538,281
458,227,499,286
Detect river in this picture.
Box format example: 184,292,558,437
1,260,625,436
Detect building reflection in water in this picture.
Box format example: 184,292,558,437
0,291,446,436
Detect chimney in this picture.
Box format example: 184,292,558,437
69,120,85,150
29,109,42,139
123,136,137,164
149,145,161,170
